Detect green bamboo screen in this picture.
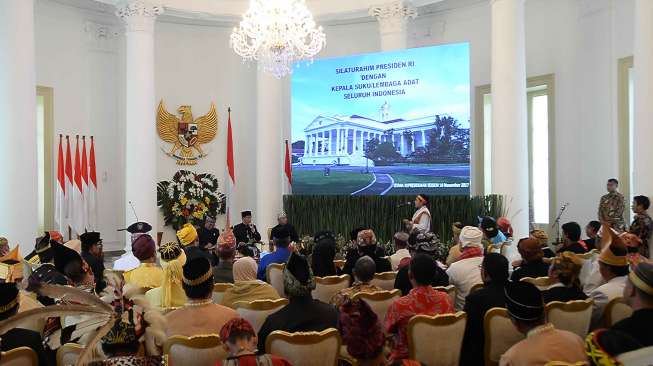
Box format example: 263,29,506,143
283,194,505,243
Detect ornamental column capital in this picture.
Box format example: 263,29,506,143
115,1,163,32
369,0,417,35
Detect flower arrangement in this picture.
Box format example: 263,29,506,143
156,170,226,230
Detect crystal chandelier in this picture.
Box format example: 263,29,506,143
230,0,326,79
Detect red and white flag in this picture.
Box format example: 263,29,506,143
65,136,74,236
81,136,89,230
54,135,67,234
284,140,293,190
87,136,98,231
225,108,236,226
72,136,85,235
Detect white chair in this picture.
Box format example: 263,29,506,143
56,343,85,366
212,283,234,304
233,298,289,333
370,271,397,291
433,285,457,306
484,307,525,366
312,275,351,303
520,276,555,291
352,289,401,322
266,263,286,298
164,334,226,366
545,299,593,337
0,347,38,366
605,297,633,326
617,345,653,366
265,328,340,366
408,312,467,366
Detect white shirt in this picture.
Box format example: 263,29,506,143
389,248,411,271
588,275,627,327
411,206,431,234
446,256,483,311
113,253,140,271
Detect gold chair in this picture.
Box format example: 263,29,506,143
0,347,38,366
521,276,555,291
470,282,484,293
433,285,457,306
616,345,653,365
265,328,341,366
370,271,397,291
352,289,401,322
544,362,588,366
312,274,351,303
164,334,226,366
266,263,286,298
545,299,593,337
408,312,467,366
56,343,85,366
212,282,235,304
604,297,633,326
484,307,525,366
233,298,289,333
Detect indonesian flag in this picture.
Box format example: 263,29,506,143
226,108,236,226
87,136,98,231
72,136,85,235
65,136,73,235
81,137,89,230
284,140,292,188
54,135,67,234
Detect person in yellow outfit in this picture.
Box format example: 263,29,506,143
123,234,163,290
145,242,187,310
177,223,213,263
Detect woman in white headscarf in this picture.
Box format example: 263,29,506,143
220,256,280,309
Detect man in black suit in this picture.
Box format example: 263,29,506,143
558,222,587,254
460,253,509,366
233,210,261,244
611,262,653,347
80,231,106,293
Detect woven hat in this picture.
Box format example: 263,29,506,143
176,223,198,246
159,242,183,262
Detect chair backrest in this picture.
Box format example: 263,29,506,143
604,297,633,326
617,345,653,366
266,263,286,298
545,299,593,337
265,328,340,366
212,283,235,304
433,285,457,306
352,289,401,321
164,334,226,366
470,282,484,293
543,362,588,366
484,307,525,366
0,347,38,366
312,275,351,303
520,276,555,291
408,312,467,366
56,343,85,366
370,271,397,291
234,298,289,333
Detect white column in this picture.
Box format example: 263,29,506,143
369,1,417,51
421,130,426,147
491,0,528,239
256,69,284,242
117,1,161,251
0,0,38,255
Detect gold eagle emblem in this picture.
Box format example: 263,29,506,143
157,100,218,165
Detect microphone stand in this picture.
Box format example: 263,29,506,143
551,202,570,244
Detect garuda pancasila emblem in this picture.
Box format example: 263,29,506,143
157,100,217,165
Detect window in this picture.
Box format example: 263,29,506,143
36,86,54,233
474,75,555,225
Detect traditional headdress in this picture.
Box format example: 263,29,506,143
0,283,19,319
550,252,583,287
598,224,628,267
504,281,544,321
219,317,256,344
159,242,183,262
357,229,377,247
629,262,653,296
585,329,642,366
338,299,385,360
529,229,548,246
218,227,237,254
497,217,513,238
517,237,544,262
182,256,214,295
176,223,198,246
416,194,429,205
460,226,483,248
0,246,23,283
157,242,186,308
131,234,156,261
283,252,316,297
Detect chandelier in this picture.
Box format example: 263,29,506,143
230,0,326,79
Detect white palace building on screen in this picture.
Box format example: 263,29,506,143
301,102,441,166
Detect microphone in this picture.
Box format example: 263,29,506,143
396,201,412,208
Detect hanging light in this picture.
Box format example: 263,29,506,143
230,0,326,79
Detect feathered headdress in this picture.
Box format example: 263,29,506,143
598,224,628,267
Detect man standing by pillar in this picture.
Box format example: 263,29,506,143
598,178,626,231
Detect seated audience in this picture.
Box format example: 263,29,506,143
214,229,237,284
178,222,213,263
394,237,448,296
629,195,652,258
0,237,9,257
146,242,188,309
343,227,389,276
447,226,484,310
585,328,643,366
165,256,238,336
510,237,550,282
25,231,62,264
53,242,95,292
542,252,588,303
497,216,514,239
340,298,424,366
123,234,163,290
257,252,338,351
500,282,587,365
0,283,48,366
389,232,411,271
27,234,69,305
257,226,292,281
80,231,106,293
559,222,587,254
461,253,509,366
385,253,454,361
585,220,601,251
331,256,382,307
480,216,507,248
221,256,280,308
311,230,339,277
589,227,630,328
610,261,653,346
530,229,555,258
217,318,291,366
445,222,464,266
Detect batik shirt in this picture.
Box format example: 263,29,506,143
598,192,626,230
385,286,454,360
630,212,653,258
329,281,383,307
